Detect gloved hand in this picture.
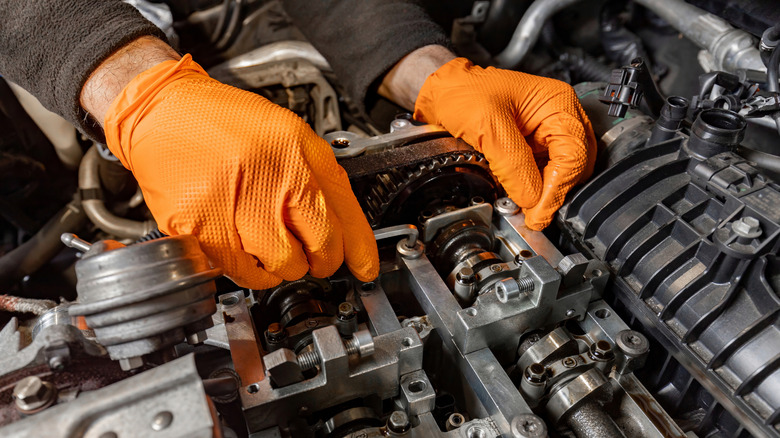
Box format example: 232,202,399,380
414,58,597,230
103,55,379,289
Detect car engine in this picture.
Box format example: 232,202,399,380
0,0,779,437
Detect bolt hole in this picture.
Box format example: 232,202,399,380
471,196,484,204
247,384,259,394
408,380,427,393
331,138,350,149
467,426,487,438
402,337,413,347
99,433,118,438
466,308,477,317
361,282,376,292
221,295,239,306
597,340,612,351
519,250,533,258
595,309,611,319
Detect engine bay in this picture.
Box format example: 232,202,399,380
1,1,779,437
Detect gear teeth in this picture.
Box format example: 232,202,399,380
361,151,495,227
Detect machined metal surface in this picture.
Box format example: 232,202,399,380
0,355,217,438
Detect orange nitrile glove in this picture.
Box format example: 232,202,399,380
103,55,378,289
414,58,597,230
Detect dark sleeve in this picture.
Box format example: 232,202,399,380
281,0,449,110
0,1,167,142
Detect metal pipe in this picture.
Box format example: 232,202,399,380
79,145,155,239
0,200,87,289
493,0,581,69
495,0,765,73
632,0,764,73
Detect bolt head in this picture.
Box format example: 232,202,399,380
267,323,286,342
490,264,503,273
387,410,410,432
524,363,547,383
456,267,475,284
13,376,56,412
562,357,577,368
590,340,614,360
14,377,46,404
495,197,520,216
732,217,762,238
616,330,649,356
337,302,355,319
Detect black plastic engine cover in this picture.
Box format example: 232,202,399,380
558,139,780,437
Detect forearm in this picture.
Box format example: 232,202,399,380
0,0,166,141
282,0,449,111
378,44,456,110
80,36,180,126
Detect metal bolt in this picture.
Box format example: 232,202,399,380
305,319,318,328
456,267,475,284
390,118,412,132
511,414,547,438
590,340,614,360
565,309,576,317
48,356,66,371
490,264,503,273
337,302,355,320
524,363,547,383
732,216,762,239
616,330,649,356
267,323,286,342
387,410,410,433
13,376,57,413
186,330,207,345
562,357,577,368
495,197,520,216
297,329,374,371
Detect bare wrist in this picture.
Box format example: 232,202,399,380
80,36,180,127
378,45,456,110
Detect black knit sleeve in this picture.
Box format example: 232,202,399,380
281,0,449,110
0,1,167,141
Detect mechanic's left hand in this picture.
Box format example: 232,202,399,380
413,58,597,230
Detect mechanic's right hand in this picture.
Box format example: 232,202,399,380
103,55,379,289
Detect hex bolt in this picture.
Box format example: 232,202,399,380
387,410,410,433
446,413,465,431
337,302,355,320
266,323,286,343
297,329,375,371
732,216,762,239
13,376,57,413
456,267,475,284
590,340,614,361
520,363,547,400
525,363,547,383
